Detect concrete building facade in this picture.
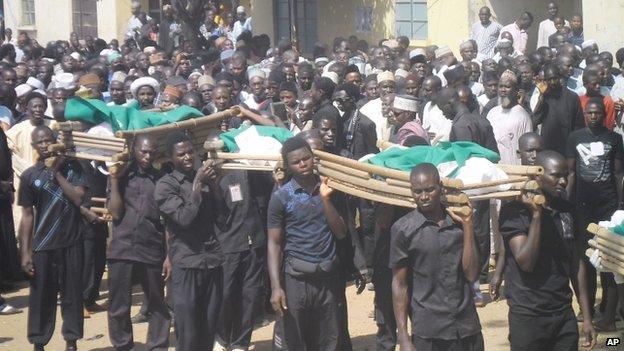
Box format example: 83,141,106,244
3,0,623,55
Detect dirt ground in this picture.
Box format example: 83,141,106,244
0,276,622,351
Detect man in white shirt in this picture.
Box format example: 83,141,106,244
470,7,502,60
486,71,532,165
231,6,252,43
420,76,451,145
537,2,569,49
126,1,151,40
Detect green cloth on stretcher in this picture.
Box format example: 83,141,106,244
610,224,624,236
366,141,500,175
64,98,204,132
219,125,294,152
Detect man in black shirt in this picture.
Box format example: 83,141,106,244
80,159,108,316
212,169,267,351
533,64,584,155
437,87,498,153
391,163,483,351
566,98,624,330
437,86,498,291
267,136,347,350
333,83,378,159
106,135,170,351
18,126,88,351
154,131,224,351
499,150,596,350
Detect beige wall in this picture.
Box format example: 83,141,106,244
316,0,394,48
4,0,73,44
250,0,274,41
426,0,470,54
582,0,624,54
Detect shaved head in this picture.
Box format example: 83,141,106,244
410,163,440,184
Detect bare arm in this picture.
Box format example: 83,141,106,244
18,206,35,275
460,216,480,282
566,157,575,200
107,176,125,221
320,179,347,240
447,206,479,281
53,170,85,207
392,262,415,351
507,204,542,272
267,227,287,316
239,106,276,126
572,247,597,348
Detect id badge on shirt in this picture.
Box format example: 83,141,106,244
229,184,243,202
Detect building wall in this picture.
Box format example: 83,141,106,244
250,0,274,42
470,0,582,53
4,0,73,43
582,0,624,54
316,0,394,49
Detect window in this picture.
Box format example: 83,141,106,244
275,0,317,54
21,0,35,26
395,0,428,40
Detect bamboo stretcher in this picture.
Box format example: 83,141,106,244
90,197,112,222
48,108,240,163
586,223,624,275
202,140,545,211
312,149,545,209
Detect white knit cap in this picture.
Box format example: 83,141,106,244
26,77,45,90
110,71,128,83
15,84,33,98
377,70,395,83
409,48,426,59
435,45,453,58
322,71,339,84
395,69,409,79
581,39,597,49
53,73,76,90
236,6,245,14
393,95,418,112
247,69,266,80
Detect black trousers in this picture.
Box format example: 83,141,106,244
0,201,21,281
508,308,579,351
412,332,484,351
107,260,170,351
281,272,340,351
171,265,223,351
82,223,107,306
472,200,490,281
217,248,264,348
28,244,84,345
373,266,396,351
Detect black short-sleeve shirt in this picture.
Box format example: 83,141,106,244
499,200,576,316
389,209,481,340
566,127,624,206
213,170,266,253
155,169,223,269
107,165,166,265
18,160,88,251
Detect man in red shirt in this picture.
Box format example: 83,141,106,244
579,65,616,130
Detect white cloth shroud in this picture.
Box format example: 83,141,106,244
233,126,282,167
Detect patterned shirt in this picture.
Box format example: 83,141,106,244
470,21,502,59
18,160,88,251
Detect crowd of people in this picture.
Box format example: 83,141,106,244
1,0,624,350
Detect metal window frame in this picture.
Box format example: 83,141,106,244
21,0,35,26
395,0,428,40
